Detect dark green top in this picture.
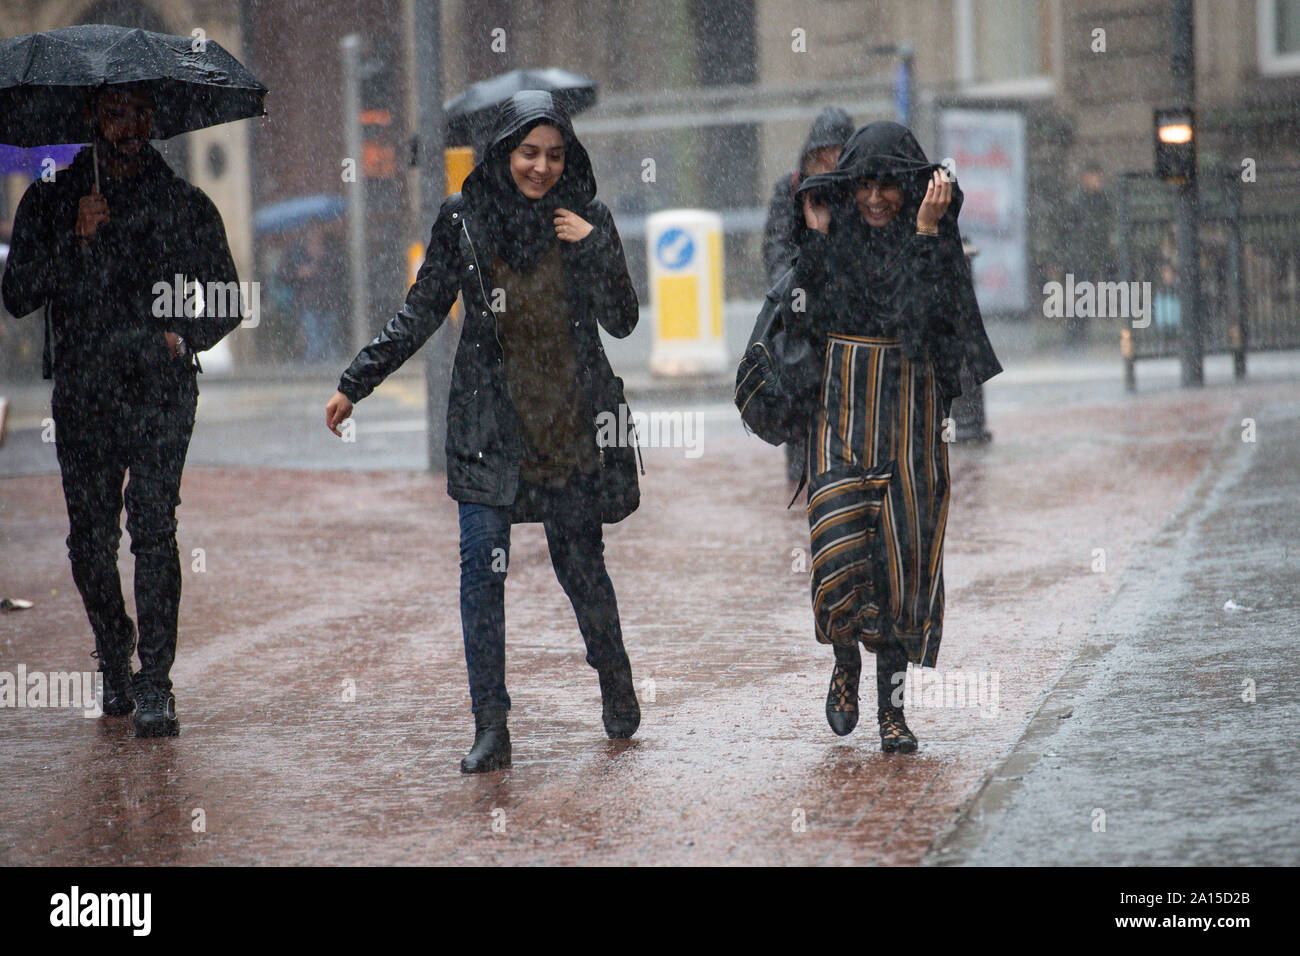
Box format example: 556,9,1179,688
492,244,597,487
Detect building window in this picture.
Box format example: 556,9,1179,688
1259,0,1300,75
955,0,1056,97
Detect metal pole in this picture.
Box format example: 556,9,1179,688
895,45,914,128
1171,0,1203,387
867,44,914,128
341,34,370,357
1225,170,1247,380
1118,174,1136,392
413,0,450,472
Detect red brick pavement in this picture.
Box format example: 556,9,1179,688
0,381,1280,865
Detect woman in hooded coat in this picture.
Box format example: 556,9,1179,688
791,121,1001,752
761,106,854,485
325,91,642,773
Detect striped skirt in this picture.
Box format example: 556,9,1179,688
806,333,949,666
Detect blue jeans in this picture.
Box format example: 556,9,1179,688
457,475,630,714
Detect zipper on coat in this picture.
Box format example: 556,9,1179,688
461,219,505,362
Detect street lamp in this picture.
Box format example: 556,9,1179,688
1154,107,1196,184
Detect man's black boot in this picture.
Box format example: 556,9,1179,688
598,662,640,739
460,706,511,773
131,678,179,738
99,664,135,717
92,619,136,717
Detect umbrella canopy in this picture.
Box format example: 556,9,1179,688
444,67,596,148
254,195,346,236
0,23,267,147
0,143,82,176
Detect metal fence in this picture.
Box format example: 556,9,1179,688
1117,166,1300,388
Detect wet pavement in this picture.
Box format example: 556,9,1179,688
934,394,1300,866
1,357,1298,865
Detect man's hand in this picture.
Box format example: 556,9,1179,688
76,186,110,242
553,208,593,243
802,192,831,233
917,169,953,233
163,332,181,358
325,391,354,438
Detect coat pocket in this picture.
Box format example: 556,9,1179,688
592,373,641,524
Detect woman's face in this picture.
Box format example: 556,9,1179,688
509,124,565,199
803,145,841,177
854,179,904,228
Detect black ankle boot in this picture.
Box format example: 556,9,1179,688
460,706,511,773
825,643,861,736
598,664,640,739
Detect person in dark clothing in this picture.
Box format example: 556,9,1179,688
1053,162,1117,345
325,91,642,774
761,107,853,484
281,227,344,362
792,121,1002,753
1,84,243,736
761,107,854,283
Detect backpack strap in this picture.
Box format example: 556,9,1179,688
787,458,808,509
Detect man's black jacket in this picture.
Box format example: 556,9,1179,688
1,145,241,401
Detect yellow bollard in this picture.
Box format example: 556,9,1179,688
647,209,726,376
408,147,478,288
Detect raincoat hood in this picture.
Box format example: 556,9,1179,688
459,89,596,271
791,121,1001,397
461,89,596,208
797,120,956,222
799,106,853,171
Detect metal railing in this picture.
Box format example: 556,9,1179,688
1117,166,1300,389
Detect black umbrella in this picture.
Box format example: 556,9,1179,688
0,23,267,149
444,67,596,148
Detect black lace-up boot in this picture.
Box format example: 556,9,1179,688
93,620,136,717
875,645,917,753
99,663,135,717
825,643,862,736
130,676,179,737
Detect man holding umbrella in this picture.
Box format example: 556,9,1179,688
1,25,266,737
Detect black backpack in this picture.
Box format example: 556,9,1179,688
734,266,823,447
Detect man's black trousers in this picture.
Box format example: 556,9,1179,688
53,392,196,693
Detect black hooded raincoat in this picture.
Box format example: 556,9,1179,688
338,91,639,514
790,121,1002,667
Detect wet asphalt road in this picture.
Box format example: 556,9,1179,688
1,350,1298,865
935,395,1300,866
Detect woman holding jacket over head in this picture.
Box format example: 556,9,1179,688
791,122,1002,753
325,91,642,773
